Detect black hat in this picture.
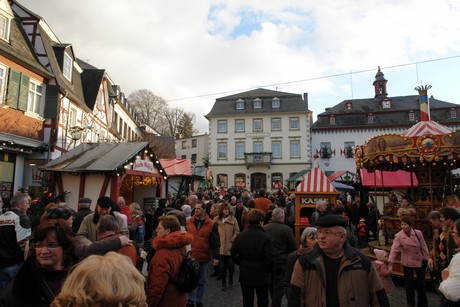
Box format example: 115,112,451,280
237,198,243,203
97,196,114,208
315,215,348,228
79,197,92,204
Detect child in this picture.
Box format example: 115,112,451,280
374,249,395,293
356,218,368,247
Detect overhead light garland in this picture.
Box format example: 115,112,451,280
115,144,168,180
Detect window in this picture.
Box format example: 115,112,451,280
253,98,262,109
0,14,10,41
320,142,332,159
290,117,299,130
0,65,7,103
272,97,280,108
181,155,186,159
235,142,245,159
27,81,43,114
253,119,263,132
234,173,246,188
271,118,281,131
290,141,300,158
253,141,263,153
191,154,197,164
367,113,375,124
236,99,245,110
63,53,73,81
218,143,227,159
329,115,336,125
271,173,283,189
345,101,352,110
450,109,457,119
408,111,416,121
217,174,228,188
344,141,354,158
235,119,245,132
181,140,187,149
272,141,281,158
218,120,227,133
191,139,197,148
69,108,77,127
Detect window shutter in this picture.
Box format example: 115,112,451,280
6,69,20,108
44,85,59,118
18,74,30,111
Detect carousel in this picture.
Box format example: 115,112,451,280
355,85,460,276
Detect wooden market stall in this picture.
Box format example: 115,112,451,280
294,166,340,242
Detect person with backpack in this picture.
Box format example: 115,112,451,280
147,215,194,306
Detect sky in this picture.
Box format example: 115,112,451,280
17,0,460,134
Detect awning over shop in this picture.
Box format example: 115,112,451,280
360,169,418,188
331,181,355,191
159,159,191,176
286,169,308,182
43,142,155,173
328,170,356,182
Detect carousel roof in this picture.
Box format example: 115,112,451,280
296,167,337,193
401,120,452,138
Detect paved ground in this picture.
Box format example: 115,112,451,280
202,264,439,306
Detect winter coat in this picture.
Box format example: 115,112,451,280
263,221,298,265
439,252,460,302
186,215,219,262
128,214,145,245
0,256,70,306
388,228,429,268
214,215,240,256
75,212,128,244
374,260,395,293
231,224,273,286
147,231,194,307
290,243,389,307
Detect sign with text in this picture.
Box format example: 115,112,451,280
133,158,155,174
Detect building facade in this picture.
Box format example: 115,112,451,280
206,88,312,192
311,67,460,176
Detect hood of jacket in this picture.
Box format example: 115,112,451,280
153,230,194,250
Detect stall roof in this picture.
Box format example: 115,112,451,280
159,159,192,176
360,169,418,188
296,167,337,193
43,142,149,172
328,170,356,182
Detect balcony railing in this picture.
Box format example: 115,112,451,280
244,152,272,168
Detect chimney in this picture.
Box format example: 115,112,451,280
303,93,308,108
414,85,432,121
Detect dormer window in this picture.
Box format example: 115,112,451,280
253,98,262,109
236,99,245,110
0,13,10,42
63,53,73,81
272,97,280,108
345,101,352,110
329,115,336,125
450,108,457,119
367,113,375,124
408,111,416,121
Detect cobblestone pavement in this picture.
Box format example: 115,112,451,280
202,264,439,306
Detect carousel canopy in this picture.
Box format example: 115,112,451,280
296,167,337,193
360,169,418,188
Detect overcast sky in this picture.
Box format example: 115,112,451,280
17,0,460,133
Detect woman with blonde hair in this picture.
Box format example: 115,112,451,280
128,202,145,246
50,252,147,307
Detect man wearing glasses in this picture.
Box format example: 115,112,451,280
289,215,389,307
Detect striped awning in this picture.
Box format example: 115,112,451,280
401,120,452,138
296,167,337,193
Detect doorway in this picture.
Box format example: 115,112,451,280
250,173,266,192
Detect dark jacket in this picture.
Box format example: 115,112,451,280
72,207,93,236
0,256,70,306
263,221,297,265
231,224,273,286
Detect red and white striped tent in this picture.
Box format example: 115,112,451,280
296,167,337,193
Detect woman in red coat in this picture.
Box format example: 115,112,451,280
147,215,194,307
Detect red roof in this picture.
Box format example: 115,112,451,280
360,169,418,188
296,167,337,193
158,159,191,176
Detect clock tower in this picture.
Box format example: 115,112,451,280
373,66,388,99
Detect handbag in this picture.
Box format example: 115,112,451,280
414,230,428,268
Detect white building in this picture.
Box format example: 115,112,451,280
205,88,312,192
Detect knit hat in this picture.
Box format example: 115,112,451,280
359,218,365,223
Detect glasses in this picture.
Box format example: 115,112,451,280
34,243,61,250
317,229,344,237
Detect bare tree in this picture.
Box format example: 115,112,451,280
128,89,168,132
163,107,198,138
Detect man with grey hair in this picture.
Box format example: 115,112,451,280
0,194,31,290
310,199,328,226
264,207,298,307
72,197,93,236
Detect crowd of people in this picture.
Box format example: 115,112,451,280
1,187,460,306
